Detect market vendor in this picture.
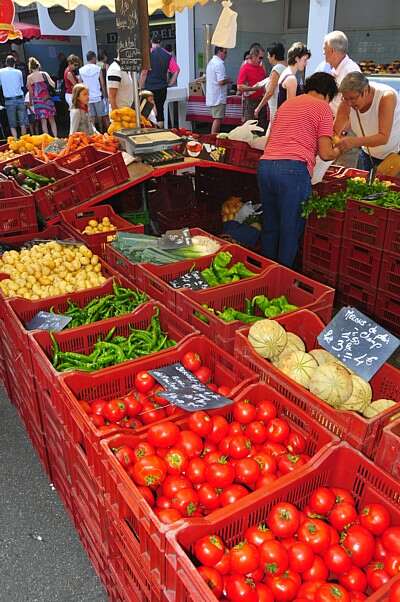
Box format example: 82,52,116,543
334,71,400,171
258,72,340,268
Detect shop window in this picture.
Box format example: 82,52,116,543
286,0,310,31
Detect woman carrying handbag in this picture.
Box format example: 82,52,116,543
27,57,58,137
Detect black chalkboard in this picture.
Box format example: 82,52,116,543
26,311,72,332
318,306,399,381
150,362,232,412
169,270,210,290
115,0,143,72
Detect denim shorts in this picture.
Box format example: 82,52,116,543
5,98,28,129
89,100,107,118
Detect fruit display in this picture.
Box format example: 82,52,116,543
82,216,117,236
8,133,54,158
192,490,400,601
360,59,400,74
108,107,151,135
56,132,119,157
0,242,105,299
247,320,396,417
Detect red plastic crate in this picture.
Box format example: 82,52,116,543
0,152,44,171
379,252,400,300
177,264,334,353
385,208,400,255
323,166,369,181
198,135,262,170
302,227,342,276
375,417,400,481
336,277,377,318
339,239,383,289
155,206,222,235
136,244,276,310
99,380,336,591
234,309,400,458
344,198,389,248
59,335,256,475
164,443,400,602
374,289,400,337
306,208,346,237
0,180,37,236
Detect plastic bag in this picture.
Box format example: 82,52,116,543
227,120,264,143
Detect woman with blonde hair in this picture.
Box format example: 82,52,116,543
69,84,97,135
27,57,57,136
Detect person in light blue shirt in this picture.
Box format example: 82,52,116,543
0,55,28,138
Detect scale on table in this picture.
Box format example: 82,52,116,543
114,128,187,166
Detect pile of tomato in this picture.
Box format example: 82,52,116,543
111,389,313,524
80,352,232,433
192,489,400,601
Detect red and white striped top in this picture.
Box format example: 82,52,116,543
262,95,334,175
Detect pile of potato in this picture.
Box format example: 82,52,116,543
82,217,117,235
0,242,106,300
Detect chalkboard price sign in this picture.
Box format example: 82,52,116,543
115,0,142,72
318,306,399,381
26,311,72,332
169,270,210,290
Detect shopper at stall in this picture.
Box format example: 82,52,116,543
69,84,97,136
206,47,231,134
64,55,81,109
107,56,134,111
79,51,108,132
335,71,400,171
11,50,28,88
258,72,340,267
27,57,57,137
323,30,360,113
237,44,268,130
277,42,311,108
254,42,286,125
0,55,28,138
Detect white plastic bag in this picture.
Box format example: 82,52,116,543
312,157,334,185
227,120,264,144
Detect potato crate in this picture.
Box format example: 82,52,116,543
177,264,335,353
375,417,400,481
378,252,400,300
0,179,37,236
374,289,400,337
59,335,256,477
339,239,383,289
234,309,400,458
99,380,336,592
302,228,342,288
343,198,389,249
163,443,400,602
136,244,276,311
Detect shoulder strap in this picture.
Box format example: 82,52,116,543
355,109,374,168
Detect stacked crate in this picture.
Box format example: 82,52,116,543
374,208,400,335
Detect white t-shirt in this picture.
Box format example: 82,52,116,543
79,63,102,104
206,55,228,107
107,60,133,109
331,54,360,115
268,63,286,118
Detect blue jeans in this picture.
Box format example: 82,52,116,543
258,159,311,267
357,149,382,171
5,98,28,129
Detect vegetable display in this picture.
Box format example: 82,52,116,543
108,107,151,134
192,490,400,601
51,307,175,372
3,164,56,192
0,242,106,299
201,251,258,287
247,320,396,417
197,295,298,325
82,216,117,236
58,282,148,328
0,149,21,162
8,133,54,159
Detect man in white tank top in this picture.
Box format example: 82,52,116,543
334,71,400,171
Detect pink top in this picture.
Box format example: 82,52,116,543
262,95,334,175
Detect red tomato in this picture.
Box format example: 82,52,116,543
176,430,203,458
329,502,358,532
155,508,182,524
230,541,260,575
188,411,212,437
137,485,155,508
187,457,207,484
134,371,155,393
171,487,198,517
103,399,127,423
91,400,106,415
286,431,306,454
256,583,274,602
342,526,375,568
331,488,355,506
234,458,260,487
130,454,167,488
256,400,277,423
156,496,172,510
147,421,180,448
278,453,307,475
123,393,143,417
252,452,277,475
140,401,165,425
374,537,388,561
133,441,154,460
298,519,331,555
302,555,329,582
122,417,142,430
315,583,350,602
218,436,234,456
259,540,289,577
323,545,352,575
382,527,400,554
297,581,327,601
197,566,223,598
244,523,274,547
384,553,400,577
328,526,340,546
194,366,212,384
263,442,287,458
164,448,188,475
225,575,258,602
233,399,257,424
309,487,336,515
197,483,221,511
219,484,248,506
339,566,367,593
246,421,268,444
217,385,231,397
202,441,217,456
208,415,229,444
366,562,390,591
288,542,315,573
91,414,105,428
229,435,252,459
266,570,301,601
114,445,136,468
206,460,235,488
194,535,225,566
182,351,202,372
214,550,231,575
266,418,290,444
350,594,367,602
389,581,400,602
360,503,391,536
256,473,278,489
162,475,192,499
267,502,300,538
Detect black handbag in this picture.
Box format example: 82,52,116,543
42,72,56,97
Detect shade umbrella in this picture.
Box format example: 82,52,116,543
12,21,69,41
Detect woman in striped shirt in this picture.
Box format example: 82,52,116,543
258,72,341,267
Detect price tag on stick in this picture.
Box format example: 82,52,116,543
26,311,72,332
317,306,399,381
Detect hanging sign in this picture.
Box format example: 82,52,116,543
115,0,143,72
0,1,22,43
318,306,399,381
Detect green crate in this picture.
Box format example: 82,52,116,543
121,210,150,226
